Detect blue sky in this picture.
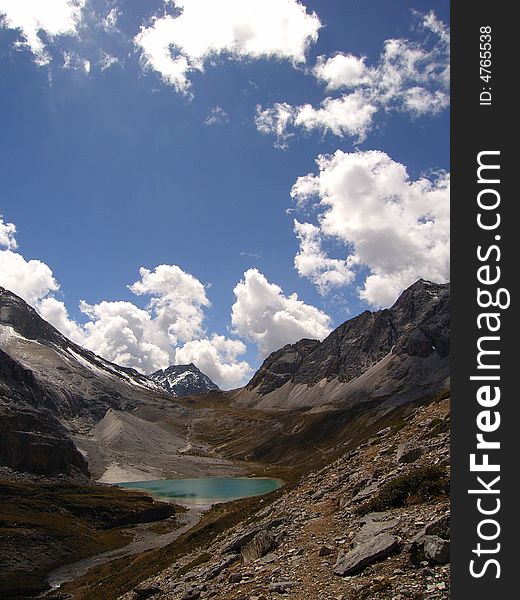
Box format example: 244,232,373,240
0,1,449,388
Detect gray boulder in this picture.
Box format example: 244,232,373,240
268,581,298,593
241,530,277,564
424,536,450,564
333,533,399,576
396,443,423,464
409,534,450,565
352,518,400,547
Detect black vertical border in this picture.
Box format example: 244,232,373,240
452,2,515,598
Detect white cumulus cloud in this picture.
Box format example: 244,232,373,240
0,216,17,250
293,220,353,295
129,264,210,346
78,298,171,374
0,250,60,306
313,53,368,90
231,268,331,357
134,0,321,93
0,0,86,65
256,91,376,145
290,150,450,307
256,10,449,147
175,335,251,389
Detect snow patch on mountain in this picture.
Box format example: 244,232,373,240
150,363,219,397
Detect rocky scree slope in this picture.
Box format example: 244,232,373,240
236,280,449,411
121,393,451,600
150,364,219,397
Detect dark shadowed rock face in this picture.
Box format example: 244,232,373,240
0,348,44,406
150,364,219,397
246,339,321,395
0,405,89,476
247,280,449,396
0,349,89,477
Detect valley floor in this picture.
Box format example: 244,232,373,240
46,507,204,591
49,393,450,600
0,481,183,599
72,405,249,484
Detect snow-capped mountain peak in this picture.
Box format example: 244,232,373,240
149,363,219,397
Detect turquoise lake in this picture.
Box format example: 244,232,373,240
117,477,282,504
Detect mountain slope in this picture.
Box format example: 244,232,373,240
235,280,449,411
0,287,241,481
0,348,89,476
0,287,162,423
91,394,451,600
150,364,219,397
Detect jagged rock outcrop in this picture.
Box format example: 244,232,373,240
245,339,320,396
150,364,219,397
292,279,449,385
237,280,450,410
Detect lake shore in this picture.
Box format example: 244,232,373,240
117,476,283,507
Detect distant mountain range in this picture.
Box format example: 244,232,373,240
150,364,219,397
0,279,449,480
0,280,451,600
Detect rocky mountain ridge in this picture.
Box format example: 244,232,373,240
0,286,163,422
236,279,449,411
150,364,219,397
